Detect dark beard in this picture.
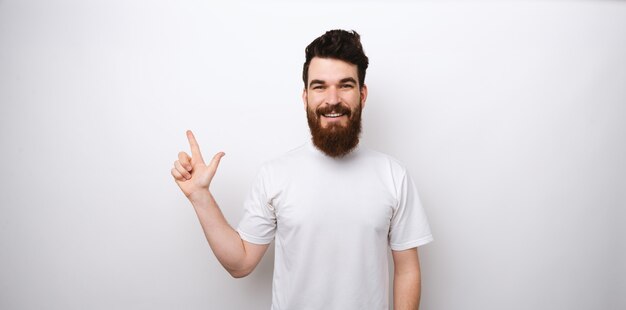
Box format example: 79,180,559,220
306,102,362,158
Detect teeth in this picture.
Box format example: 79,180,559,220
324,113,344,118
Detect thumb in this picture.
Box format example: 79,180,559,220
209,152,225,172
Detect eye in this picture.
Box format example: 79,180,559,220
312,85,325,90
340,84,354,89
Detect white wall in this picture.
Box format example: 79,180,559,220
1,1,624,309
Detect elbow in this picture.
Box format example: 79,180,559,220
229,270,249,279
227,267,253,279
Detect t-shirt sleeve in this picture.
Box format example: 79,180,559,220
389,170,433,251
236,166,277,245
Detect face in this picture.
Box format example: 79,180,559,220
303,57,368,157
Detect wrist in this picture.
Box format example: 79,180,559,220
188,189,213,208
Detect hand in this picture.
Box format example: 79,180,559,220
171,130,225,200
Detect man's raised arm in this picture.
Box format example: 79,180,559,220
171,130,268,278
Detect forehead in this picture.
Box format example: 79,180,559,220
308,57,358,83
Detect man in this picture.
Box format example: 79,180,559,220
171,30,433,310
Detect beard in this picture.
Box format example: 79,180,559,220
306,101,362,158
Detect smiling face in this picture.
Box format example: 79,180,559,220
303,57,368,157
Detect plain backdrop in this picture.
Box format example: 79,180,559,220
1,0,624,309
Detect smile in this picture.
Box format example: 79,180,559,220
323,113,346,118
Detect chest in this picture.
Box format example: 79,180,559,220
269,167,397,236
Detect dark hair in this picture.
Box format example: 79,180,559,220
302,29,369,89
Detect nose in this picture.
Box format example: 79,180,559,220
325,86,340,106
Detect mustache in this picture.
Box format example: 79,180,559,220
315,104,352,117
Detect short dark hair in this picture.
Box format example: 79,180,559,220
302,29,369,89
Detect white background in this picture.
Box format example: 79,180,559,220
1,0,624,309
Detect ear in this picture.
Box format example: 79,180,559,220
360,84,368,109
302,88,308,110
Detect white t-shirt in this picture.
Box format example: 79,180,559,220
237,142,433,310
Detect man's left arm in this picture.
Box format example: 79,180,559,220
392,247,422,310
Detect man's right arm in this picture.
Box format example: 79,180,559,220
171,130,269,278
188,190,269,278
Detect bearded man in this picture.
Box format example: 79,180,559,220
171,30,433,310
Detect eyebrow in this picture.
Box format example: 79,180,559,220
309,79,325,87
308,77,358,88
339,77,357,85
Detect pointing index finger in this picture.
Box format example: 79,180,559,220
186,130,205,164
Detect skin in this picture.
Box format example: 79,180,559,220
172,56,422,309
171,130,269,278
393,248,423,310
302,57,367,127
